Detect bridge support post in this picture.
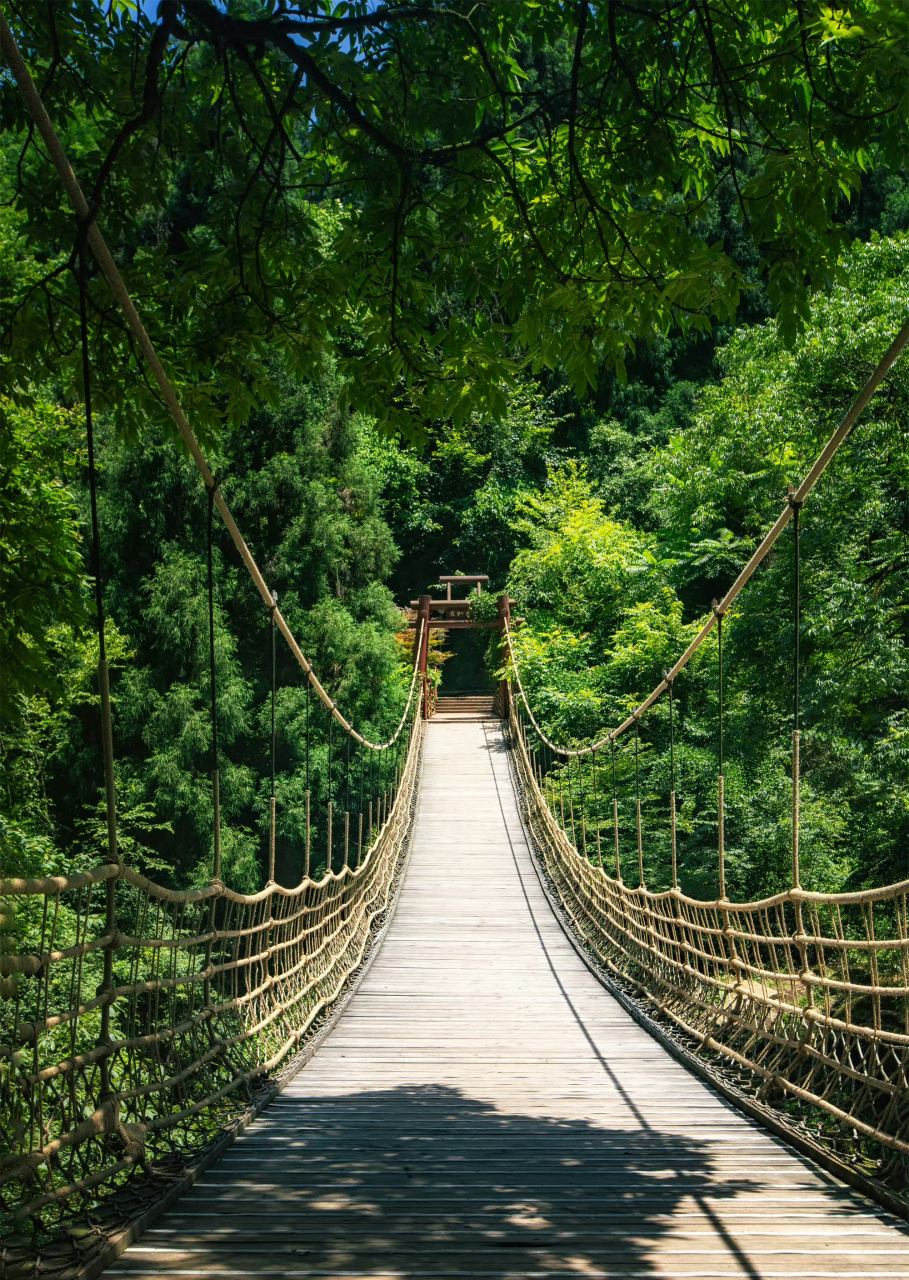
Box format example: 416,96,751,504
496,594,511,719
416,594,431,718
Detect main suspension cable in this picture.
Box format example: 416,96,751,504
0,14,421,755
207,483,221,881
501,312,909,760
791,491,803,889
4,11,907,760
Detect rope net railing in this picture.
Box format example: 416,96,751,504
0,695,423,1261
508,705,908,1188
502,328,909,1210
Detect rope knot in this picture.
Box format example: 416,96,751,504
117,1121,147,1161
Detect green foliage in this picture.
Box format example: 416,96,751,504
0,399,89,721
653,233,909,543
74,780,174,878
1,2,906,441
509,238,909,899
510,463,665,639
380,381,563,594
0,4,906,913
0,354,410,891
76,365,410,890
0,619,132,878
506,463,690,740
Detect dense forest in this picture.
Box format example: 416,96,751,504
1,1,907,901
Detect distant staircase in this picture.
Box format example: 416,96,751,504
433,690,497,718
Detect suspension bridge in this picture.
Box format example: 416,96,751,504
1,16,909,1280
104,719,909,1279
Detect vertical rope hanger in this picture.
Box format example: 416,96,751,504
78,240,118,869
557,752,565,832
592,747,601,865
304,676,311,878
714,601,726,901
268,592,278,884
345,734,350,814
381,744,387,823
787,490,809,1012
368,742,374,841
611,738,620,880
326,705,333,873
634,720,644,887
344,734,351,869
78,236,119,1099
789,487,802,889
358,739,365,865
567,752,577,847
667,672,678,890
207,482,221,882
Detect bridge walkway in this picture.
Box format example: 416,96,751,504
113,720,909,1279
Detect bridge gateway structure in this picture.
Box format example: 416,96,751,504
409,575,510,718
1,16,909,1279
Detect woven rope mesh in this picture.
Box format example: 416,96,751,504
507,700,909,1191
0,710,423,1245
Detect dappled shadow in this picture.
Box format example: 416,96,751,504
126,1082,907,1277
131,1082,759,1276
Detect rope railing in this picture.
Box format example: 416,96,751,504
2,6,908,1256
0,18,433,1270
507,702,909,1208
501,325,909,1210
0,696,423,1264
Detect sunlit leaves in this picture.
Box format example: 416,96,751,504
0,398,89,720
2,1,906,442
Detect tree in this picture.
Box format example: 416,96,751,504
508,235,909,899
1,1,906,441
0,396,88,721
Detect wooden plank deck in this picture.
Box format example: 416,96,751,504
113,720,909,1279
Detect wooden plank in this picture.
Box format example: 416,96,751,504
407,619,499,629
115,720,909,1280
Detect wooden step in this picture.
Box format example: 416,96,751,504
434,695,496,716
435,698,495,707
